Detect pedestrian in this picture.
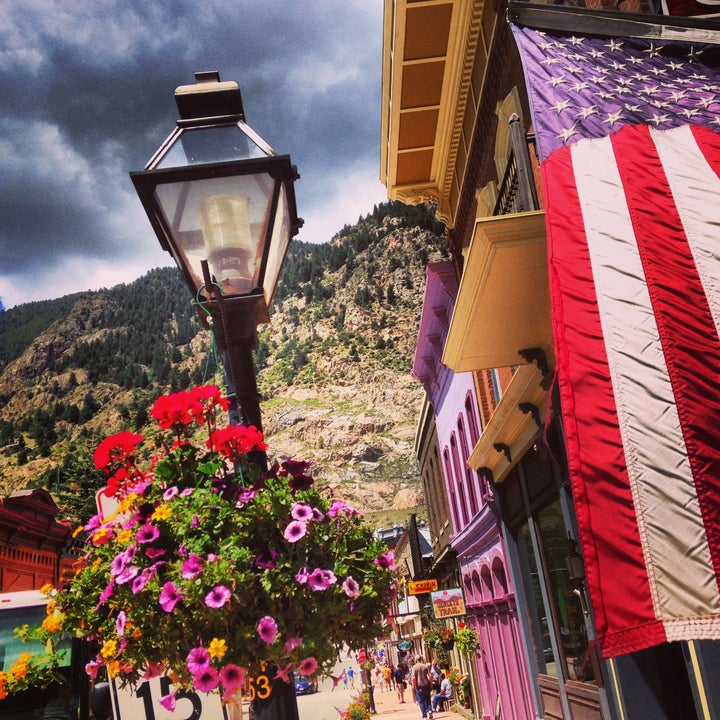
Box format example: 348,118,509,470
392,663,407,703
411,656,434,720
432,672,453,712
342,668,348,689
347,666,355,688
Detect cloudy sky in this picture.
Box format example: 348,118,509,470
0,1,388,309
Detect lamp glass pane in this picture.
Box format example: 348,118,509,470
154,172,274,295
156,125,269,169
263,184,293,308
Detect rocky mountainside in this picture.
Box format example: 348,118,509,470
0,201,448,526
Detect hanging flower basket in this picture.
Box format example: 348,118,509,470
454,627,480,656
3,386,397,708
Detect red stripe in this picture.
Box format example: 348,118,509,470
543,144,663,657
612,124,720,589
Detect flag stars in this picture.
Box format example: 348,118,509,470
606,39,624,51
687,47,704,63
576,105,599,120
588,49,605,59
572,81,591,92
541,57,561,66
551,99,573,113
649,113,671,126
643,43,663,58
557,126,579,143
547,75,567,87
602,111,624,128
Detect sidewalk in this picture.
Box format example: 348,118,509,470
369,686,460,720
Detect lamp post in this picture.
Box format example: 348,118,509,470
130,71,302,470
130,72,303,720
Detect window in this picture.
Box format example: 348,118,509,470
457,415,479,515
450,434,468,526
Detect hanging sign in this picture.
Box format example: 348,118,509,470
430,588,466,618
407,579,438,595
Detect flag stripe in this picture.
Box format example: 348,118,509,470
578,126,720,628
643,126,720,604
513,21,720,657
543,144,665,655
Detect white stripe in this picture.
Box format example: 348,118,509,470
651,125,720,341
571,134,718,621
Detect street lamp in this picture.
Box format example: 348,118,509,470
130,71,302,461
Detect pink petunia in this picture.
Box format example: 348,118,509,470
115,610,127,637
342,576,360,599
142,662,165,680
85,661,99,679
291,502,314,522
257,615,279,644
307,568,337,592
374,551,396,571
193,667,221,693
295,566,310,584
205,585,231,609
159,691,176,712
283,520,307,543
163,486,179,500
186,646,211,676
284,636,303,653
297,657,318,676
220,664,247,695
136,523,160,544
181,554,204,579
159,582,183,612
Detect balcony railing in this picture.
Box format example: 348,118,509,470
493,114,539,216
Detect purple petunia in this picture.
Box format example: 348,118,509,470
291,502,314,522
186,646,211,676
205,585,231,609
181,554,204,579
116,610,127,637
342,576,360,599
374,551,396,571
159,582,183,612
284,520,307,543
295,566,310,584
136,523,160,544
162,486,179,500
307,568,337,592
254,551,278,570
257,615,279,644
115,565,139,585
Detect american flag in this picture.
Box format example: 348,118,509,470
512,21,720,659
513,25,720,161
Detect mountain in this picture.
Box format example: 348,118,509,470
0,201,448,526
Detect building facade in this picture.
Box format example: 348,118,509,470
382,1,720,719
412,261,534,718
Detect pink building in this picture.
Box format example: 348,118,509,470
413,261,534,720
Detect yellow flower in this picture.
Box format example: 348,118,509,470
101,639,118,659
151,504,172,521
72,525,84,538
10,661,28,679
208,637,228,660
46,600,56,615
40,582,54,595
118,493,138,513
107,660,121,678
116,529,133,545
42,614,62,633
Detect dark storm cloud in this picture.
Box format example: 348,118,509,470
0,1,386,307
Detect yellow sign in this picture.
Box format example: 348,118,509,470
408,579,438,595
431,588,466,618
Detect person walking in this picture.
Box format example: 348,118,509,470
393,663,407,703
347,665,355,688
411,656,434,720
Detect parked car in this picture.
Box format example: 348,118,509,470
294,676,317,695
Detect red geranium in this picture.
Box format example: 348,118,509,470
93,431,143,472
209,424,267,459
